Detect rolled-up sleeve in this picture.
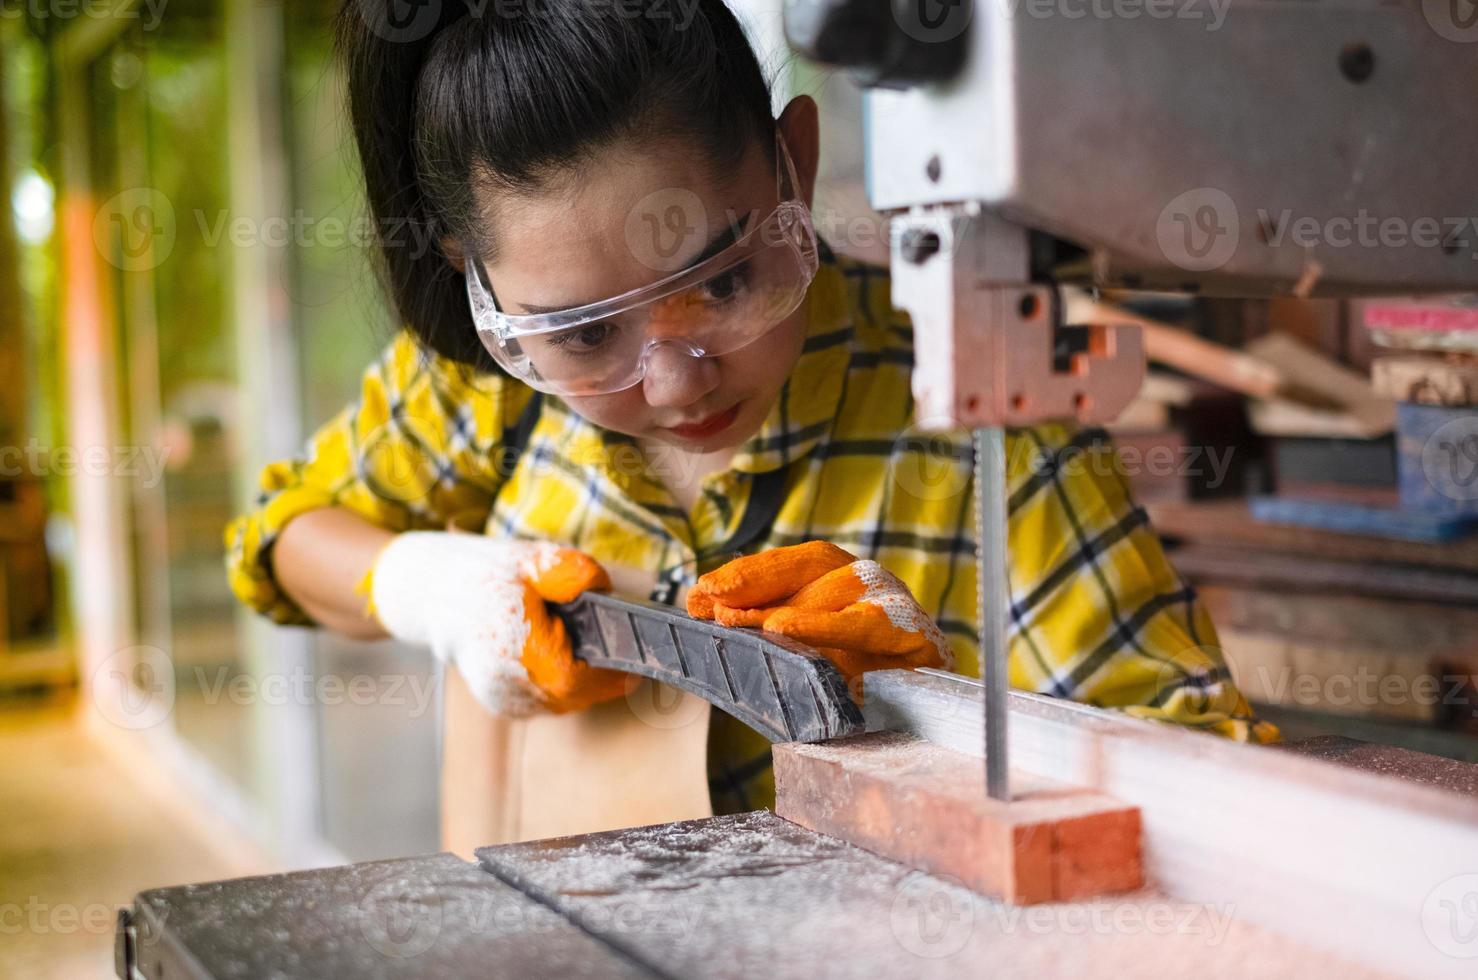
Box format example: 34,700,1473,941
224,332,524,625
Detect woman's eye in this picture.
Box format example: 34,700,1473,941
700,264,750,304
550,322,617,354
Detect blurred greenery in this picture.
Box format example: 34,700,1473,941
282,2,396,427
3,22,59,456
141,32,233,397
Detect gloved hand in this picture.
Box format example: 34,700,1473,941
369,533,630,716
686,541,954,686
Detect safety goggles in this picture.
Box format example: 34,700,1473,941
465,134,819,397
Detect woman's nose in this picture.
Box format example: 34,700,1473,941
641,342,720,408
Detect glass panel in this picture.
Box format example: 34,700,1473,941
84,8,257,794
281,3,438,861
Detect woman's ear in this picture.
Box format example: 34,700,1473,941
441,237,466,274
777,95,820,208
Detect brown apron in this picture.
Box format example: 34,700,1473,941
439,394,788,855
440,664,713,856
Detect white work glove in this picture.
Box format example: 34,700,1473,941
369,532,628,716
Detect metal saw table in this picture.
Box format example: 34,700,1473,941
115,599,1478,979
117,809,1398,980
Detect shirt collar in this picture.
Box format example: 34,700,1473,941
729,243,854,474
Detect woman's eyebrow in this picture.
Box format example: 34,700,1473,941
514,212,753,315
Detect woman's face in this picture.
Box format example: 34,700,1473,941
473,99,819,453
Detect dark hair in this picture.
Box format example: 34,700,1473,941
336,0,777,369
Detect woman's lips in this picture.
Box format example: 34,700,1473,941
664,403,741,440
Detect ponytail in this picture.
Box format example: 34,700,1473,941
336,0,776,370
337,1,492,369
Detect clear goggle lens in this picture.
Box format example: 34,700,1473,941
465,138,818,397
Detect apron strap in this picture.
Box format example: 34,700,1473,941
496,390,544,479
649,464,790,606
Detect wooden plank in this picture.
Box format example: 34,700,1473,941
1256,702,1478,764
1245,332,1396,437
862,669,1478,980
1373,355,1478,406
1147,499,1478,573
1279,735,1478,797
773,733,1142,904
1197,584,1478,660
1167,543,1478,605
1215,627,1443,724
1066,293,1287,400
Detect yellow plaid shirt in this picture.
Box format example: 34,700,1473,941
226,247,1276,813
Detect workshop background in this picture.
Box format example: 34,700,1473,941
2,0,1477,976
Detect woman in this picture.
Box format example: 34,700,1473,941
226,0,1275,837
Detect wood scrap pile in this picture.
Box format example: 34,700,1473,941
1075,292,1478,749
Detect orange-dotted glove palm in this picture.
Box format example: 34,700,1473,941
370,534,630,716
687,541,954,688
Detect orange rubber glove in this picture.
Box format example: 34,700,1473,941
369,534,630,715
686,541,954,688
